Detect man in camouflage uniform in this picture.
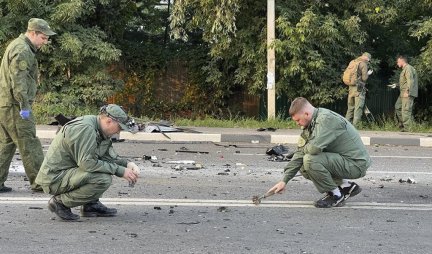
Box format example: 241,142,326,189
390,56,418,131
36,104,141,221
0,18,56,192
269,97,371,208
345,52,373,126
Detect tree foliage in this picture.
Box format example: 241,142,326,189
1,0,432,121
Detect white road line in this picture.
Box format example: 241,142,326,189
1,197,431,211
234,154,432,159
370,155,432,159
368,171,432,175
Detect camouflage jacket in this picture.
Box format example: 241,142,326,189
0,34,39,110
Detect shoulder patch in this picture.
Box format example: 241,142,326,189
18,60,28,71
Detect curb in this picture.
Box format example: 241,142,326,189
36,129,432,147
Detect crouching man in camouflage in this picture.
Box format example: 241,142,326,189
268,97,371,208
36,104,140,221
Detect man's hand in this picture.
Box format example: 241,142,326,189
387,83,397,89
123,168,138,185
367,69,373,75
127,162,140,175
268,181,286,194
19,110,31,120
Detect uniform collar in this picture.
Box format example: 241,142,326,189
307,108,319,131
20,34,38,53
96,116,109,140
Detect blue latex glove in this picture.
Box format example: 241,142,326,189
19,110,31,120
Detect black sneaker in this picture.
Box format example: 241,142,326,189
314,192,345,208
81,199,117,217
340,182,362,201
48,196,80,221
0,184,12,193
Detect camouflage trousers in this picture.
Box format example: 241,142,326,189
40,168,112,208
395,96,414,130
299,153,369,193
345,85,365,126
0,105,44,189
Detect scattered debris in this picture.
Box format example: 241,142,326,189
251,140,260,144
235,163,246,170
166,160,196,165
175,149,209,154
177,221,201,225
172,164,203,171
419,195,429,199
266,145,293,162
217,172,229,176
158,148,168,151
399,178,416,184
28,207,43,210
380,177,393,182
257,127,277,132
143,155,158,161
152,163,162,167
127,233,138,238
378,184,384,188
217,206,229,212
154,206,162,210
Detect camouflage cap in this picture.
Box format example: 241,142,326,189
362,52,372,60
101,104,134,132
27,18,56,36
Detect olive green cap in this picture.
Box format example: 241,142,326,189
100,104,137,132
27,18,56,36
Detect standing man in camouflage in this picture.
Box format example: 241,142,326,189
268,97,371,208
0,18,56,192
36,104,141,221
389,56,418,131
345,52,373,126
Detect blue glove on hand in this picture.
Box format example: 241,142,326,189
19,110,31,120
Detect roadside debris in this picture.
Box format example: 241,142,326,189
217,172,229,176
172,164,203,171
166,160,196,164
175,149,209,154
257,127,277,132
399,178,417,184
217,206,229,212
143,155,158,162
266,145,293,162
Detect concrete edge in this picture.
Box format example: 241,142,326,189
35,129,430,147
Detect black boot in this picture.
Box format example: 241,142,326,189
0,184,12,193
81,199,117,217
48,195,79,221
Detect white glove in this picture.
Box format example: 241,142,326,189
367,69,373,75
387,83,397,89
127,162,141,176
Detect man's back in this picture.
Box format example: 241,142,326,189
304,108,371,168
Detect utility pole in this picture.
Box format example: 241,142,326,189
267,0,276,120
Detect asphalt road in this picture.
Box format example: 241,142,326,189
1,140,432,254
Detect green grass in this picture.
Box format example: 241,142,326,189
174,115,432,133
173,115,297,129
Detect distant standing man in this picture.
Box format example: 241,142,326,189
36,104,141,221
0,18,56,192
389,56,418,131
268,97,371,208
344,52,373,126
